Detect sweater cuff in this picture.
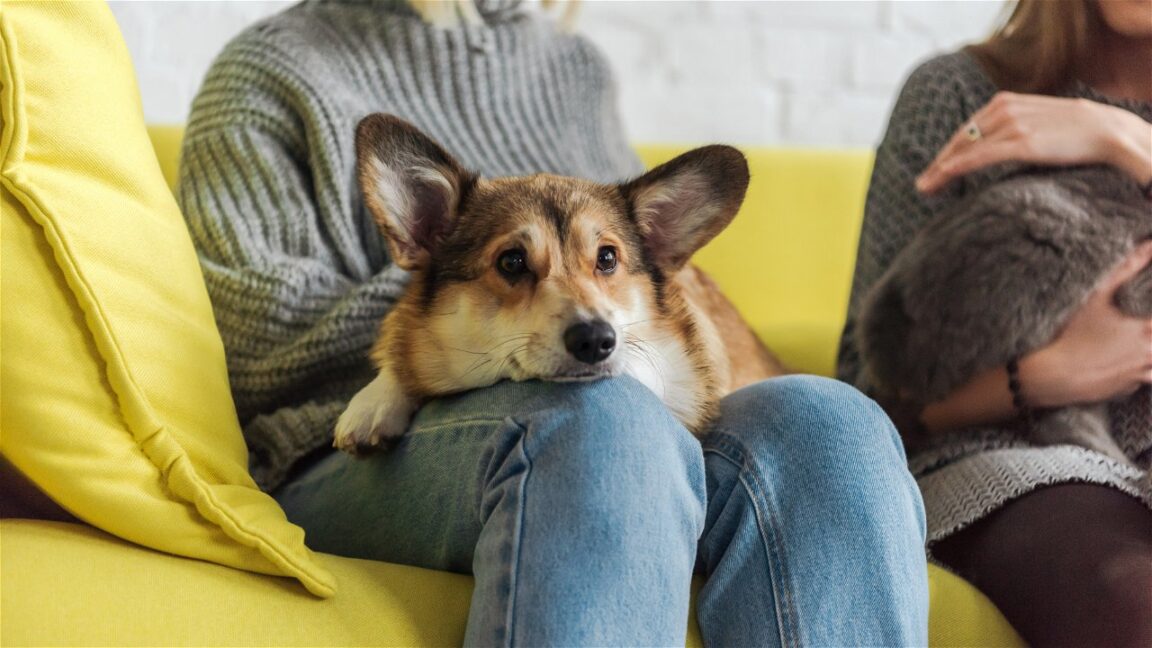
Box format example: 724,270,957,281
245,401,347,492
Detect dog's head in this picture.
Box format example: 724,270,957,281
356,114,748,391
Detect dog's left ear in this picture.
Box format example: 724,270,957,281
356,114,477,271
620,145,749,272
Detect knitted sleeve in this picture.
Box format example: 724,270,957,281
178,40,408,491
837,52,996,389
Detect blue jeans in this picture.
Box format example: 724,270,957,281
275,376,928,646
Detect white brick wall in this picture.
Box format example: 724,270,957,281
108,0,1005,148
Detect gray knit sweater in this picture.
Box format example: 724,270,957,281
839,50,1152,545
178,0,643,491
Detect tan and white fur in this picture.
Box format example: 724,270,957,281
335,114,782,453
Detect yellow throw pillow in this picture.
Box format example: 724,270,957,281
0,0,334,597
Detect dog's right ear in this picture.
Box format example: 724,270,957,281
356,114,476,271
620,145,749,273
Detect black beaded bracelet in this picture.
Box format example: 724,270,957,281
1006,357,1036,432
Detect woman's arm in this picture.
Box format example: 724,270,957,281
176,24,413,488
837,53,985,390
916,92,1152,194
180,119,409,489
920,240,1152,433
908,92,1152,435
848,67,1152,444
1106,106,1152,187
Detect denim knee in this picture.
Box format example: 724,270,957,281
511,376,705,478
716,375,904,466
499,376,707,532
466,377,705,646
708,375,919,520
699,376,928,648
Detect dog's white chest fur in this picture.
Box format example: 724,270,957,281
621,333,705,429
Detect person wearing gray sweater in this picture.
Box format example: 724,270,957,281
180,1,929,644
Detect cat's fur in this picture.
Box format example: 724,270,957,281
859,167,1151,462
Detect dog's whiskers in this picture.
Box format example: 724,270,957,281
446,333,534,357
460,356,494,378
624,334,666,392
619,318,656,331
445,345,487,356
493,345,530,378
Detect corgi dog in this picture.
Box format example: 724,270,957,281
335,114,782,453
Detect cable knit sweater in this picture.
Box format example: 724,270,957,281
178,0,643,491
838,50,1152,544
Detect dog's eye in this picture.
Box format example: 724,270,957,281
497,249,529,277
596,246,618,274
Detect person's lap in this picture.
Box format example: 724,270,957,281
275,374,928,646
278,376,706,645
274,377,703,572
932,482,1152,648
696,376,927,646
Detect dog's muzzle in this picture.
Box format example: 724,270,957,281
563,319,616,364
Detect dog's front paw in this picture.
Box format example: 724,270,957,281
334,372,415,455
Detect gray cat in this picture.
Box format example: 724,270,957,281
858,167,1151,463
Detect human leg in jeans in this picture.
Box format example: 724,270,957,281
275,375,928,646
275,377,705,646
697,375,929,647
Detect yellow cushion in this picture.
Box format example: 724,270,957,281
1,520,467,647
0,1,333,597
928,562,1025,647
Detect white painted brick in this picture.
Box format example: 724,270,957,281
620,83,783,145
890,0,1006,51
783,89,894,148
108,2,158,65
580,22,667,84
757,27,847,86
134,64,197,126
663,24,757,87
849,32,935,90
578,0,706,25
742,0,882,30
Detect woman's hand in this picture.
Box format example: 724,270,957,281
1018,239,1152,408
916,92,1152,194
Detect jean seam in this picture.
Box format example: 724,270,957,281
413,415,510,435
504,420,531,648
704,432,803,648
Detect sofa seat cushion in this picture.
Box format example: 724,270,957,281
0,519,1023,647
0,520,468,647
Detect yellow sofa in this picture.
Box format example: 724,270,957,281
0,131,1024,648
0,2,1022,645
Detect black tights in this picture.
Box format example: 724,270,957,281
933,483,1152,648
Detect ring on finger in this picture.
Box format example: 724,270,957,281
964,120,983,142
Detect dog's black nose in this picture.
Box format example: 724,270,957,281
564,320,616,364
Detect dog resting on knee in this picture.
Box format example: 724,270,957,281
335,114,783,453
858,167,1152,464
